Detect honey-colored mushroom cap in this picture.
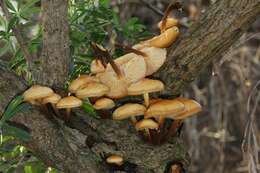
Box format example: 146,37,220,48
140,47,167,76
173,98,202,120
158,17,178,31
75,82,109,98
135,119,159,130
145,99,185,119
113,103,146,120
127,78,164,95
56,96,82,109
68,75,99,93
93,98,115,110
42,93,61,104
90,59,105,74
23,85,54,102
106,155,123,166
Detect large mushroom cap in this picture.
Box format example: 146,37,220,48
140,47,167,76
174,98,202,119
106,53,147,84
23,85,54,102
145,99,185,119
157,17,178,31
93,97,115,110
75,82,109,98
68,75,99,93
97,70,128,99
147,26,180,48
42,93,61,104
127,78,164,95
90,59,105,74
56,96,82,109
135,119,159,130
113,103,146,120
106,155,123,166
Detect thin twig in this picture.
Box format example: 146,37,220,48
0,0,33,65
139,0,164,16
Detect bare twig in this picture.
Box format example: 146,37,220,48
0,0,33,66
139,0,164,16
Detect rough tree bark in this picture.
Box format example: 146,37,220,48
0,0,259,173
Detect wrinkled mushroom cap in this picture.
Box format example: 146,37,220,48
97,70,128,99
140,47,167,76
106,155,123,166
42,93,61,104
93,98,115,110
113,103,146,120
56,96,82,109
145,99,185,119
127,78,164,95
158,18,178,31
135,119,159,130
68,75,99,93
75,82,109,98
23,85,54,102
147,26,180,48
90,59,105,74
173,98,202,119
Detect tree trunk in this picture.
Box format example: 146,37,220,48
0,0,259,173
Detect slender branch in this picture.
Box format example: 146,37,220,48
0,0,33,65
139,0,164,16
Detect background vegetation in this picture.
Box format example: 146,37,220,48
0,0,259,173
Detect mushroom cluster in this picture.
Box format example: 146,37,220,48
22,4,202,145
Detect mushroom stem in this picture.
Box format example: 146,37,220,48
144,128,151,143
65,108,71,121
130,116,137,125
143,93,150,107
157,116,165,145
166,120,183,140
51,103,60,117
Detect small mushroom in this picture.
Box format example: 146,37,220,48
42,93,61,115
56,96,82,120
157,17,178,33
170,164,182,173
147,26,180,48
112,103,146,124
93,98,115,110
23,85,54,105
106,155,123,166
135,119,159,142
68,75,99,94
75,82,110,99
127,78,164,107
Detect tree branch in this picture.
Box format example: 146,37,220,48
31,0,70,88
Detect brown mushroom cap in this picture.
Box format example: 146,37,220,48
127,78,164,95
147,26,180,48
23,85,54,102
68,75,99,93
173,98,202,119
93,98,115,110
90,59,105,74
135,119,159,130
145,99,185,119
42,93,61,104
157,17,178,31
56,96,82,109
75,82,109,98
139,47,167,76
113,103,146,120
106,155,123,166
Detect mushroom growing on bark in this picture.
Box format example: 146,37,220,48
135,119,159,143
158,17,178,33
112,103,146,124
106,155,124,166
75,82,109,99
68,75,99,94
42,93,61,115
23,85,54,105
56,96,82,120
93,97,115,110
127,78,164,107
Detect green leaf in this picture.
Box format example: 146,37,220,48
81,101,98,118
4,0,16,12
0,42,10,57
2,124,31,142
7,16,18,32
19,0,40,19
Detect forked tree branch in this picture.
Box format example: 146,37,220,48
0,0,259,173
